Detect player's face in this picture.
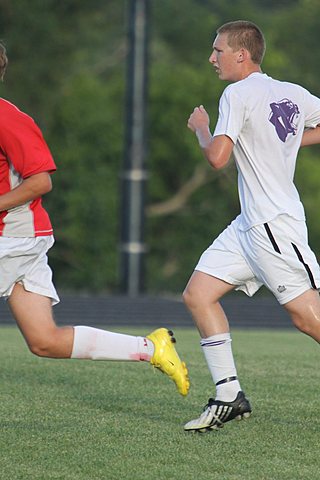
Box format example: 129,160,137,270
209,33,241,82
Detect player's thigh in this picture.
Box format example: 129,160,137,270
283,288,320,324
184,271,235,305
8,282,58,346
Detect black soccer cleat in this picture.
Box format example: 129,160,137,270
184,391,252,432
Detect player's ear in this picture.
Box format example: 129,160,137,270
236,48,247,63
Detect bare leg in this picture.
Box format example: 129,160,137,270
8,283,74,357
284,288,320,342
8,283,149,360
183,271,252,430
7,283,190,396
183,271,235,336
183,271,242,400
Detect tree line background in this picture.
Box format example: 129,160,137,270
0,0,319,295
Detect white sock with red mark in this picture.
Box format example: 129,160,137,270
71,326,154,361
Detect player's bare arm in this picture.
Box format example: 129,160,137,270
0,171,52,212
300,125,320,147
188,105,233,169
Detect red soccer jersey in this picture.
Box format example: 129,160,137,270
0,98,56,237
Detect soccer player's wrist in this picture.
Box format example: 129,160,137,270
196,127,213,149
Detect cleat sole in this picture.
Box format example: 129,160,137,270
236,411,251,421
147,328,190,396
209,425,222,431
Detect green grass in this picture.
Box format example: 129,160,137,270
0,326,320,480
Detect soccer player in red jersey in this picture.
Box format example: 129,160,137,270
0,43,189,397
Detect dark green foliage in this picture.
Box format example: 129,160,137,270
1,0,320,292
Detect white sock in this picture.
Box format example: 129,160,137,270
71,326,154,361
201,333,241,402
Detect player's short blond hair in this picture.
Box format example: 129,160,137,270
0,43,8,81
217,20,265,65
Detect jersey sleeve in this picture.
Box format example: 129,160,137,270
303,89,320,128
0,105,56,178
213,86,247,144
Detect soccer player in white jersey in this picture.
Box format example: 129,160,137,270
0,43,189,398
183,20,320,432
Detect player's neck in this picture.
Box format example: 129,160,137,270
236,65,262,82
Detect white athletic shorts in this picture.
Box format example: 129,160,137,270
195,214,320,305
0,235,60,305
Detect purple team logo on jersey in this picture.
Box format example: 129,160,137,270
269,99,300,142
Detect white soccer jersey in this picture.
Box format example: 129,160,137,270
213,72,320,231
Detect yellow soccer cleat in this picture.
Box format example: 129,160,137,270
147,328,190,396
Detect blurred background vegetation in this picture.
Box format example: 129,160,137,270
1,0,320,295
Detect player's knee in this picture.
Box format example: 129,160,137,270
291,315,314,336
28,335,58,357
28,342,52,357
183,284,201,310
182,285,191,308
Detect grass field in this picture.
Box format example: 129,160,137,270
0,326,320,480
